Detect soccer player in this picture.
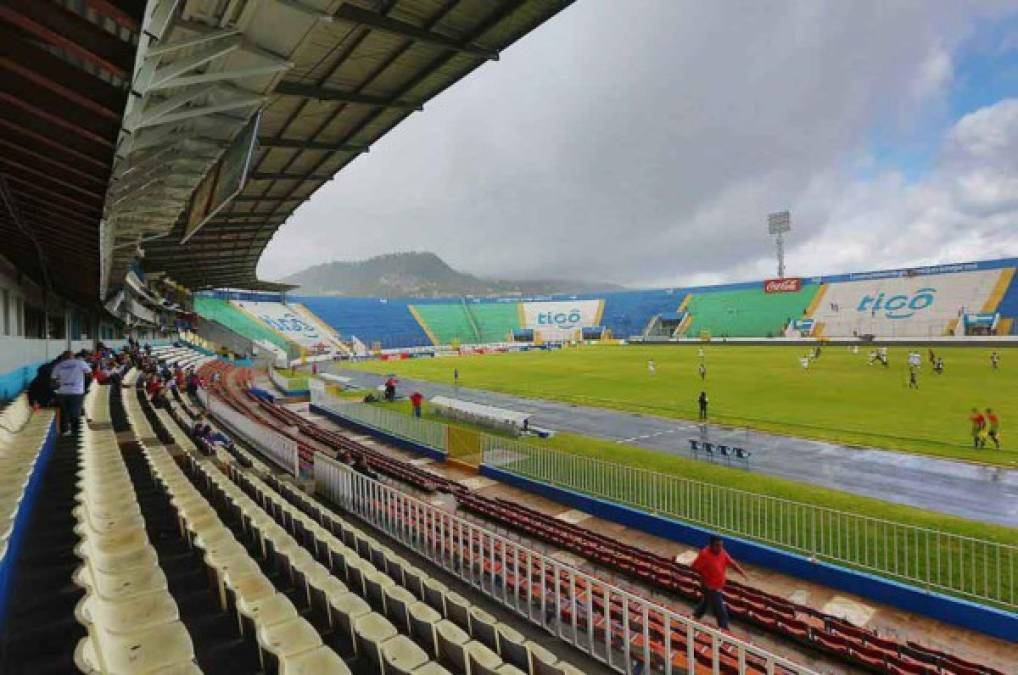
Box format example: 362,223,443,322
647,359,656,374
698,362,706,380
453,368,459,386
908,366,918,389
990,351,1000,370
799,356,810,371
697,391,708,420
986,408,1001,449
690,535,749,629
970,408,986,448
933,357,944,374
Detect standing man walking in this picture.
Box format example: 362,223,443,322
410,391,424,418
690,535,749,629
986,408,1001,449
697,391,708,421
50,350,92,436
969,408,986,448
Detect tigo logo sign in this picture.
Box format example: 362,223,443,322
522,300,602,340
857,288,936,320
763,278,802,293
537,309,584,329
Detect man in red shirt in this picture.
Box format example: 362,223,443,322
690,535,748,629
970,408,986,448
410,391,424,418
985,408,1000,449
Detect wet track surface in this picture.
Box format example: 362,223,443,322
336,369,1018,527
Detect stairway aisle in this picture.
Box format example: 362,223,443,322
1,430,86,674
111,385,262,675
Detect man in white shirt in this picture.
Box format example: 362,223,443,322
50,351,92,436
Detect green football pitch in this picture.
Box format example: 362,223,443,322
347,344,1017,466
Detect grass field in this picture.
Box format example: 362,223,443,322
348,344,1018,466
371,398,1017,542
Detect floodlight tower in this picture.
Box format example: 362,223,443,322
767,211,791,278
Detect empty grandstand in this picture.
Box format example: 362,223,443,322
286,258,1018,349
682,284,820,338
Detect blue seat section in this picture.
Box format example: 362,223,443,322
995,275,1018,334
574,289,687,337
295,296,432,348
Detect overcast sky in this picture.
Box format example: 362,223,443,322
258,0,1018,288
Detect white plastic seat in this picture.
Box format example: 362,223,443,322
434,619,470,673
279,645,351,675
74,590,180,634
381,634,430,675
354,612,398,674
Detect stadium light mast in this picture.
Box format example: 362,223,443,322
767,211,791,278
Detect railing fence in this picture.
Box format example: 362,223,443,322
314,453,814,675
202,389,300,476
481,437,1017,611
311,389,448,454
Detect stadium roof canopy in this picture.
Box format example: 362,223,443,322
118,0,582,301
1,0,572,305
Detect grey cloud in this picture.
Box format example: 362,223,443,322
259,1,1016,288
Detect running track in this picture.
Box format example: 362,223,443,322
334,368,1018,527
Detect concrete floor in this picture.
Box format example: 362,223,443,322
335,369,1018,527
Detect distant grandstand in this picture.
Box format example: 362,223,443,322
230,258,1018,350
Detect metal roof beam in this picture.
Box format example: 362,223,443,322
0,25,124,117
258,137,368,153
231,195,303,203
249,171,332,181
0,0,135,78
333,4,498,61
274,81,422,110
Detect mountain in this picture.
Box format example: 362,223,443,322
278,252,624,297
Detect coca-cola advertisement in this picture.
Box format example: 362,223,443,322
763,277,802,293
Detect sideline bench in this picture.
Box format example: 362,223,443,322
429,396,531,436
688,438,751,465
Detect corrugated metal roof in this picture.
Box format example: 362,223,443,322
138,0,574,292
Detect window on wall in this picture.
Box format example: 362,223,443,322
24,304,45,339
48,313,65,340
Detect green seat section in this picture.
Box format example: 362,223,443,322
684,284,819,337
467,303,520,344
410,304,479,345
194,297,292,353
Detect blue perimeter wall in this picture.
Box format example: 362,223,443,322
0,414,57,632
480,465,1018,642
0,361,43,402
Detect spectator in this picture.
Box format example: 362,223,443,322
28,355,62,409
186,370,200,396
354,455,379,480
690,535,748,629
50,350,92,436
410,391,424,418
